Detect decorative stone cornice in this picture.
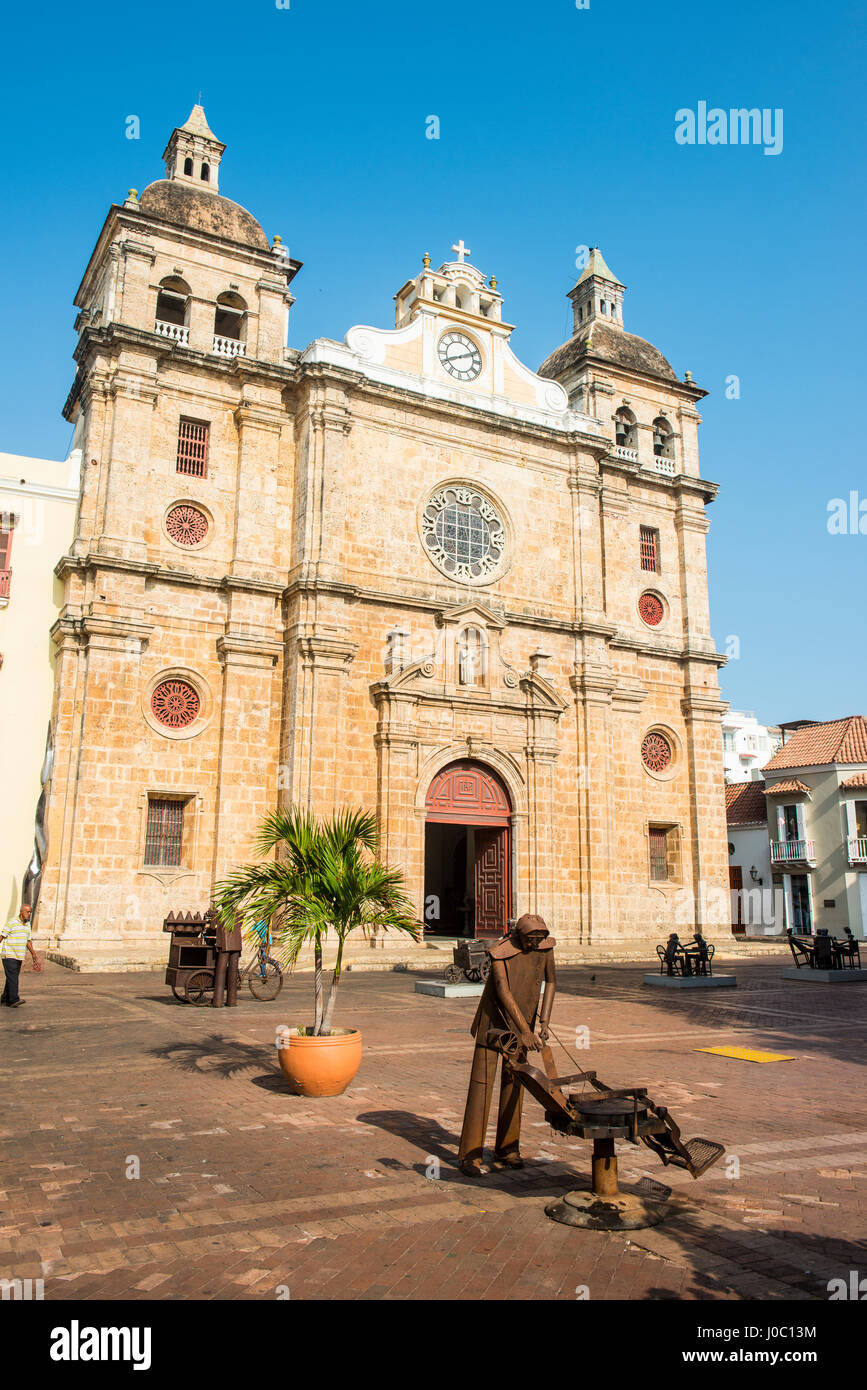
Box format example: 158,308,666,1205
233,403,285,434
217,633,282,667
681,691,728,717
297,633,358,669
611,684,649,706
55,552,284,596
571,666,617,700
79,613,154,652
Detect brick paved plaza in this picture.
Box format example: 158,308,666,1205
2,957,865,1301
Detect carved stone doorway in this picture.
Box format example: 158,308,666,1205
423,761,511,939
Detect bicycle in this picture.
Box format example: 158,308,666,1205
238,939,285,1001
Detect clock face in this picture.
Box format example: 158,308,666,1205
438,332,482,382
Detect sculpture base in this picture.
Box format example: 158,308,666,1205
643,973,737,989
781,967,867,983
546,1187,668,1231
414,979,484,998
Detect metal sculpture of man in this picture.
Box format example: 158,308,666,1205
211,910,242,1008
458,913,556,1176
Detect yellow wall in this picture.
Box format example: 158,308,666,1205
0,452,78,924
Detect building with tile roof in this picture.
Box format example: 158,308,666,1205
724,781,782,935
760,716,867,938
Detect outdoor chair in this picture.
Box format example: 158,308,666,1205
786,929,816,969
832,928,861,970
657,943,684,976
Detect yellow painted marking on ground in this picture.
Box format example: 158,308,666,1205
697,1046,795,1063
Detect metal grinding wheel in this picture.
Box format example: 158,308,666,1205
545,1093,669,1231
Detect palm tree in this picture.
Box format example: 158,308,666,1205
213,806,418,1035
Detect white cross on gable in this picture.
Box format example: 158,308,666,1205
451,239,471,263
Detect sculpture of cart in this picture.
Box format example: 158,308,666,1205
163,910,283,1004
444,938,491,985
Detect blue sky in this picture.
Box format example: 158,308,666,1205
0,0,863,725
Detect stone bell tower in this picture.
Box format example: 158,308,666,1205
38,107,301,968
162,103,226,193
568,247,626,332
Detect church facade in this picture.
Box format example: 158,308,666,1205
37,108,730,968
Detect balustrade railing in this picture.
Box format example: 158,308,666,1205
770,838,815,863
651,455,677,476
155,320,189,345
213,335,245,358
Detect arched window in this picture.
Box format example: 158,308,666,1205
200,162,210,182
214,291,246,342
615,407,637,450
155,276,191,339
653,417,673,458
183,157,193,176
457,627,486,687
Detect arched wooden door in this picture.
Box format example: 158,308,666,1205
425,761,511,938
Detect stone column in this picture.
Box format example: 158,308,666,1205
49,613,154,961
571,663,616,943
295,632,359,814
211,634,282,886
231,396,285,583
97,364,159,561
682,683,730,934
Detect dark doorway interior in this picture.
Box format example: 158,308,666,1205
424,822,476,936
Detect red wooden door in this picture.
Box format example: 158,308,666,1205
729,866,744,933
474,828,508,938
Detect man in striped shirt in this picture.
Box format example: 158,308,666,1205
1,904,43,1007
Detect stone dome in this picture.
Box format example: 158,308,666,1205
138,179,270,251
539,320,677,384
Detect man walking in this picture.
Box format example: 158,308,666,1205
1,903,43,1007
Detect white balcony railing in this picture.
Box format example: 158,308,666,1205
848,836,867,864
154,320,189,345
612,444,638,462
213,335,246,358
770,838,815,864
651,455,677,476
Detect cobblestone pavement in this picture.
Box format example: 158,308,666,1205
1,957,865,1300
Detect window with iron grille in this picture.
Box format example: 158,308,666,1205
0,519,12,599
176,418,209,477
648,827,669,881
144,798,185,867
640,525,659,572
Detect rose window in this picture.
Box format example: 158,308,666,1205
151,679,201,729
638,593,664,626
642,731,673,773
166,504,209,547
421,485,507,583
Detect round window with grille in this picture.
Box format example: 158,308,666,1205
642,731,673,774
638,592,664,626
165,504,209,547
420,484,508,584
151,679,201,729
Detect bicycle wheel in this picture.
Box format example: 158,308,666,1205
247,958,283,1001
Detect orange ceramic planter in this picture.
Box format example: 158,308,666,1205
276,1026,362,1097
